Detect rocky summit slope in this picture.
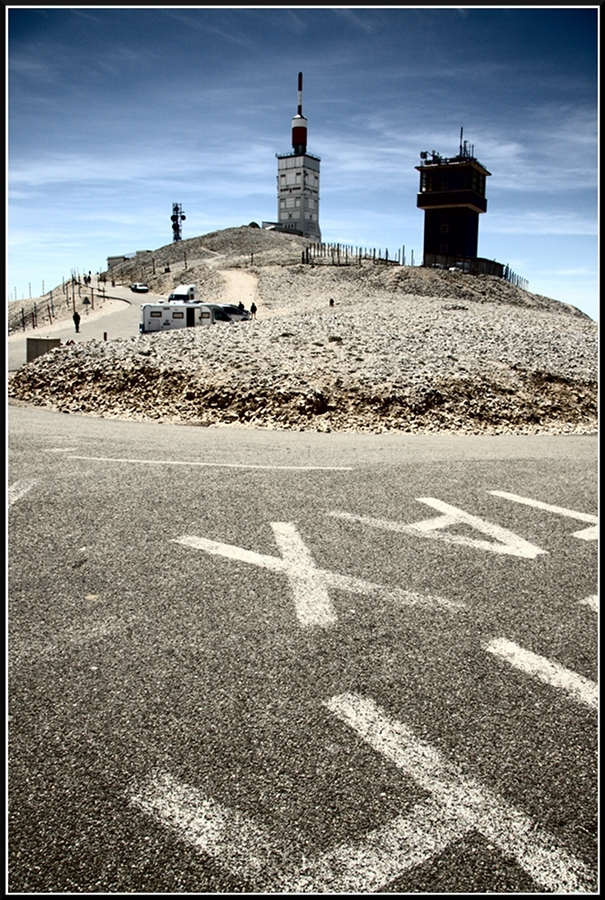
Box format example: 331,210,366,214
8,226,598,435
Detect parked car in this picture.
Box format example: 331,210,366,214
202,304,234,323
221,304,251,321
130,283,149,293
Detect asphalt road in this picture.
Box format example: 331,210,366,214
8,406,598,893
7,282,162,373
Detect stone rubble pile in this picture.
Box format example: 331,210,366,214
253,262,589,319
8,283,597,434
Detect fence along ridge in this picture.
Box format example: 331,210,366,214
301,242,527,289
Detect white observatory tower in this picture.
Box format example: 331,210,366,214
274,72,321,241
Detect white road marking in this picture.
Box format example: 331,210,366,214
485,638,598,709
132,762,593,893
325,692,595,893
331,498,545,558
268,796,470,893
132,770,469,892
578,594,598,612
130,769,285,881
8,479,36,507
174,524,462,628
45,447,77,452
271,522,337,627
67,455,352,471
131,699,595,893
570,525,598,541
488,491,598,541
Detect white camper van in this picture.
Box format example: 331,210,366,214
167,284,197,302
139,302,232,334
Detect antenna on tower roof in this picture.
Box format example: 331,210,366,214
297,71,303,116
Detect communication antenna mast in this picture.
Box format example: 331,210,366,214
171,202,186,242
458,126,475,159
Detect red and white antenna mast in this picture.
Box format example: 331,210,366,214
291,71,307,155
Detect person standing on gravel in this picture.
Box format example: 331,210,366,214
72,311,81,333
250,302,257,319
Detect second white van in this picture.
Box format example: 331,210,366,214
168,284,197,302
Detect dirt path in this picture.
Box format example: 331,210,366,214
217,269,258,312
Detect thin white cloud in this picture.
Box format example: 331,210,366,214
552,267,595,277
332,8,376,34
483,211,596,236
157,8,256,47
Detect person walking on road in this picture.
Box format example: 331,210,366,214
72,311,81,333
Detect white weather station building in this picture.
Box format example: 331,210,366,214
263,72,321,241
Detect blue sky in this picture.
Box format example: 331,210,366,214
7,5,599,319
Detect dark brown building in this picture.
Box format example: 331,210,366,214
416,134,491,261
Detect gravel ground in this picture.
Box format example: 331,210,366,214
7,227,598,435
